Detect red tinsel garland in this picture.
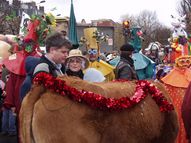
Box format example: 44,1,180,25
33,72,174,112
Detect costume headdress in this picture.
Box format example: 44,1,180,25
162,55,191,88
84,27,99,50
2,14,54,75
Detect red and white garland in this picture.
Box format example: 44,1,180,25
33,72,174,112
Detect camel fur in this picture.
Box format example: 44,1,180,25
19,76,178,143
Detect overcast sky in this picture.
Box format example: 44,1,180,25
11,0,181,27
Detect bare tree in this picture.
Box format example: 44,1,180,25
121,10,171,49
178,0,191,15
153,25,171,45
120,14,137,27
135,10,160,48
178,0,191,33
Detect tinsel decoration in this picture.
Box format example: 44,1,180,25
33,72,174,112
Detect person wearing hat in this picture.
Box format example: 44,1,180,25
83,27,115,81
115,43,138,80
65,49,89,79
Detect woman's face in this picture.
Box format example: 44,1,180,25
68,57,83,72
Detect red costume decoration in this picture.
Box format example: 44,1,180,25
161,56,191,143
33,72,174,112
182,82,191,142
2,18,41,113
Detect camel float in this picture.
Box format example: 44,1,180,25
19,72,178,143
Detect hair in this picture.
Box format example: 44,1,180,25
120,43,134,52
156,69,167,80
45,32,72,52
66,57,85,69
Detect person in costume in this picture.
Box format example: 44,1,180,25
65,49,89,79
83,27,115,81
1,15,54,142
161,55,191,143
182,81,191,143
129,27,143,53
170,15,190,62
123,23,155,80
2,19,42,114
115,43,138,80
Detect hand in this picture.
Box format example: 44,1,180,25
2,91,6,97
11,107,16,113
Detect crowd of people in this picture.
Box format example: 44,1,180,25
0,31,138,138
0,29,190,143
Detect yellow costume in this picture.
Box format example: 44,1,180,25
83,27,115,81
88,60,115,81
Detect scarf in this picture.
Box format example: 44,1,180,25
66,69,84,79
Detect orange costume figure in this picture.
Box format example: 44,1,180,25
171,38,189,62
162,55,191,143
170,15,190,63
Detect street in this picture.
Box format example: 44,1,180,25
0,134,18,143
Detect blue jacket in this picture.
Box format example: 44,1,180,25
20,56,40,101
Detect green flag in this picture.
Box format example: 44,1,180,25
69,0,79,48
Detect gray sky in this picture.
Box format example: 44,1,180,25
14,0,180,27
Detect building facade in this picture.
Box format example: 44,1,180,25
63,19,124,53
1,0,45,17
55,18,125,53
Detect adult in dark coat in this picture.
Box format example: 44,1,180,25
20,56,40,101
115,43,138,80
182,81,191,143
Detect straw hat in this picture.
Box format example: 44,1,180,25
66,49,89,69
